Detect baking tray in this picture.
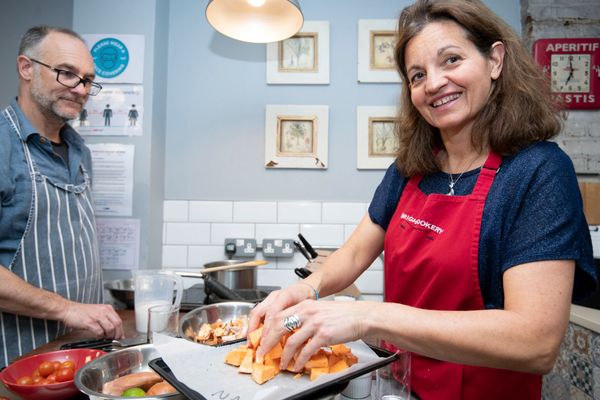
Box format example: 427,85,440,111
149,344,397,400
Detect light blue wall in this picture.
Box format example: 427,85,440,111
0,0,73,106
72,0,168,270
163,0,522,202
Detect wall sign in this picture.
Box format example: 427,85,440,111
533,38,600,110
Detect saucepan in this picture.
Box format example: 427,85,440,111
176,259,268,301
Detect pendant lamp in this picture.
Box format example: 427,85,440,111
206,0,303,43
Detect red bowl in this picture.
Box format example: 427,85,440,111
0,348,106,400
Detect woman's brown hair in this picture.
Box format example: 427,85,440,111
394,0,563,176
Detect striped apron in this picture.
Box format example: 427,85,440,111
0,105,102,368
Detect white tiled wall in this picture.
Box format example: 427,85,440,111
162,200,383,298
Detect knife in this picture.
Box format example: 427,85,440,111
293,240,311,261
298,233,318,259
60,335,147,350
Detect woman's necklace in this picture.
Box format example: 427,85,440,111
446,153,481,196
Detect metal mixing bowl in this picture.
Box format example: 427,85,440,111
104,279,135,309
74,344,185,400
179,302,254,344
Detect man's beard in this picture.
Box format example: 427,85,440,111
30,69,83,123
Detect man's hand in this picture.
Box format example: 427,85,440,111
61,302,124,339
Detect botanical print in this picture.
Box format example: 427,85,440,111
279,33,317,72
369,118,398,156
370,31,396,70
277,117,316,156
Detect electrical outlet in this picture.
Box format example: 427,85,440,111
262,239,294,258
224,238,256,257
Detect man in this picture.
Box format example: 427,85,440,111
0,26,123,368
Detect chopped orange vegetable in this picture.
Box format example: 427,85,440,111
224,347,248,367
329,358,349,374
310,367,329,381
251,363,279,385
249,326,263,349
304,350,328,369
224,324,358,384
238,349,254,374
330,343,351,356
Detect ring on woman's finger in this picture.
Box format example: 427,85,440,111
283,314,301,332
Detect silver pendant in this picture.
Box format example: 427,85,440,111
447,182,455,196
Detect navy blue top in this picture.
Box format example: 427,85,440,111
369,141,597,309
0,99,93,268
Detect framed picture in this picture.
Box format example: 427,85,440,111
267,21,330,84
265,105,329,169
357,106,398,169
358,19,400,83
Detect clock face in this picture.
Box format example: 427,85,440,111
533,38,600,110
551,54,590,93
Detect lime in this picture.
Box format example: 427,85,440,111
122,387,146,397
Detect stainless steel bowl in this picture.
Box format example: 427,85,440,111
104,279,135,309
74,344,185,400
179,302,254,344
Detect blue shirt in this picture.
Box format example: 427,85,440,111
0,99,93,268
369,141,597,309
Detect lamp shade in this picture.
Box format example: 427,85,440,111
206,0,303,43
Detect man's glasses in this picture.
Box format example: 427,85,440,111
29,58,102,96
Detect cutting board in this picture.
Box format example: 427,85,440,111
580,182,600,225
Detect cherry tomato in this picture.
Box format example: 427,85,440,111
32,369,40,378
55,367,75,382
52,361,62,371
31,375,44,384
46,372,57,384
16,375,33,385
61,360,75,370
38,361,54,377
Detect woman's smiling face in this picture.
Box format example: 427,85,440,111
404,20,503,138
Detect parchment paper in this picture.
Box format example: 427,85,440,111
153,334,391,400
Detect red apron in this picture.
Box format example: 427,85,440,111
383,151,541,400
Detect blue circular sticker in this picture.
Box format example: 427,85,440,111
91,37,129,79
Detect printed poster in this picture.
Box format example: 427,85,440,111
83,34,144,83
89,143,135,217
97,218,140,270
72,84,143,136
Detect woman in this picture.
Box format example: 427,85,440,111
249,1,597,398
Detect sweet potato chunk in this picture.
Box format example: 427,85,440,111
310,367,329,381
329,357,349,374
304,350,328,369
330,343,351,356
249,326,263,349
252,363,279,384
224,325,358,384
225,347,248,367
238,348,254,374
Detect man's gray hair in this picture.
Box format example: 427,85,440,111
18,25,85,58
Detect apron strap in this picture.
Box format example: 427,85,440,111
472,151,502,199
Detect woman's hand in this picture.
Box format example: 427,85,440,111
248,282,315,336
258,300,372,371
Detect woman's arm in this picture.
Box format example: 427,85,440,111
368,259,574,374
303,213,386,299
270,260,573,374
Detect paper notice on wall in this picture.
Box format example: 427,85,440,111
72,84,143,136
83,34,144,84
97,218,140,270
89,143,134,216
